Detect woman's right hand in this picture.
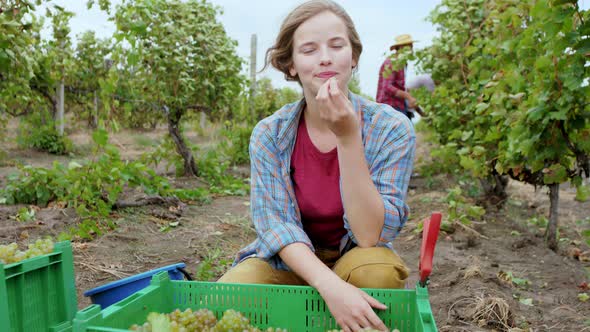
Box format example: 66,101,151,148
316,276,389,332
278,243,389,331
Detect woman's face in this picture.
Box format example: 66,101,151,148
289,11,356,98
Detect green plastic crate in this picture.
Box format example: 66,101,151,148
0,241,77,332
73,271,437,332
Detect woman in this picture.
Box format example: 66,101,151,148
218,1,416,331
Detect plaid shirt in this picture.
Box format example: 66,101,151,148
236,93,416,271
376,58,406,112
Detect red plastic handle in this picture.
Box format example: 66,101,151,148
419,212,442,285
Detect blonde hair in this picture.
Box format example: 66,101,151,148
263,0,362,83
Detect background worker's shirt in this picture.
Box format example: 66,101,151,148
376,58,406,111
236,93,416,271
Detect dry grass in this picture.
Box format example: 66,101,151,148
463,264,482,279
467,295,514,331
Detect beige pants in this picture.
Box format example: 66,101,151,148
218,247,409,289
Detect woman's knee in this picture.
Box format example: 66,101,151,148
217,258,305,285
332,247,409,289
217,258,276,284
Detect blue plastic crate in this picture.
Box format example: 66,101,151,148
83,263,187,308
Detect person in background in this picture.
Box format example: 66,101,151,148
406,73,435,93
218,1,416,331
376,34,418,120
406,73,435,117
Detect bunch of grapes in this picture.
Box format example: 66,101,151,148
25,238,54,259
0,239,54,265
169,308,217,331
129,322,152,332
0,243,20,265
212,309,250,332
129,308,290,332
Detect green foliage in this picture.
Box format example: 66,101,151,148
2,129,170,219
168,188,211,204
219,121,252,165
69,30,112,127
577,217,590,246
17,112,73,154
416,0,589,190
22,126,72,155
140,136,187,177
220,78,300,165
498,270,531,288
248,77,301,123
87,0,112,14
108,0,245,124
1,1,89,140
133,134,156,148
109,79,165,130
0,0,45,136
528,216,549,229
420,144,462,177
0,149,9,166
141,137,248,197
197,150,248,196
2,165,55,207
96,0,247,175
575,184,589,202
45,4,75,91
194,248,231,281
0,2,40,75
13,207,36,222
445,185,486,225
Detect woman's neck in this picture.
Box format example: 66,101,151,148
302,94,326,132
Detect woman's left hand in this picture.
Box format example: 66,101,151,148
316,77,360,140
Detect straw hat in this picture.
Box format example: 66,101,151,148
390,34,418,50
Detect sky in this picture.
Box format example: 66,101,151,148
39,0,589,97
38,0,442,98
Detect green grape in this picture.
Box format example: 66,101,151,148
169,308,217,331
129,322,151,331
0,243,18,264
28,238,54,257
13,251,27,262
243,327,260,332
0,239,54,265
169,320,187,332
190,308,217,330
130,308,291,332
213,309,250,332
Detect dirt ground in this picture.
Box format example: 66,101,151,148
1,119,589,332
